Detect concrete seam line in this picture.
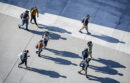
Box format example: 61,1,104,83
3,28,38,83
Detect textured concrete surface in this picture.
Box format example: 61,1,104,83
0,0,130,83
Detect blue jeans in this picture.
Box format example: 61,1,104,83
19,20,28,29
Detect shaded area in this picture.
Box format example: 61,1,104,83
88,75,119,83
46,48,81,59
27,29,67,40
90,34,125,43
41,55,77,66
20,67,67,78
38,24,71,34
0,0,130,32
89,58,126,75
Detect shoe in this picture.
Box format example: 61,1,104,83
78,71,81,74
86,75,89,78
26,29,29,31
87,32,91,34
18,65,21,68
36,25,39,27
79,30,82,33
18,25,21,28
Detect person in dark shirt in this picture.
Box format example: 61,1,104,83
78,58,91,78
79,14,90,34
18,10,29,31
18,50,30,68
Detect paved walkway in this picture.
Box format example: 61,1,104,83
0,0,130,83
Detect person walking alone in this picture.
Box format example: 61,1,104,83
79,14,90,34
30,6,39,27
18,10,29,31
18,50,30,68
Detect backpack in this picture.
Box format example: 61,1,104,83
20,13,24,19
81,18,85,23
82,50,88,59
18,52,25,60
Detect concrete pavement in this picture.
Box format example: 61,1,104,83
0,0,130,83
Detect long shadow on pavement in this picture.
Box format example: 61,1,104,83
41,55,77,66
89,33,125,43
89,58,126,76
46,48,82,59
28,29,67,40
88,75,120,83
38,24,72,34
20,67,67,78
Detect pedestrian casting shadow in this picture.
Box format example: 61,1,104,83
46,48,82,59
88,75,120,83
89,58,126,76
89,34,125,43
41,55,77,66
20,67,67,78
38,24,72,34
28,29,67,40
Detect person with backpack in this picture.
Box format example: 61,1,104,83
78,58,91,78
36,40,43,57
30,6,39,27
87,41,93,58
79,14,90,34
18,50,30,68
82,48,89,60
18,10,29,31
42,31,50,49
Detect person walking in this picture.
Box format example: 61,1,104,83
78,58,91,78
18,10,29,31
30,6,39,27
18,50,30,68
79,14,90,34
42,31,50,49
36,40,43,57
87,41,93,58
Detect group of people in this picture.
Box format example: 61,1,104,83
78,41,93,78
18,31,50,68
18,6,93,78
18,6,39,31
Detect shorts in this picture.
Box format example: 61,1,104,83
82,25,88,29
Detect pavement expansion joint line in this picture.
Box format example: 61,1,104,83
3,27,39,83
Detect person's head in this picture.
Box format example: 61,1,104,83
45,31,49,36
87,41,92,46
33,6,37,10
24,50,29,53
84,48,88,52
40,40,43,43
86,14,90,19
25,10,29,14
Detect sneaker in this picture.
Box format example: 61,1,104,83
78,71,81,74
79,30,82,33
86,75,89,78
87,32,91,34
36,25,39,27
26,29,29,31
18,25,21,28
